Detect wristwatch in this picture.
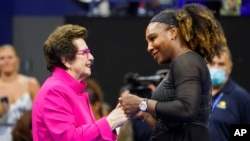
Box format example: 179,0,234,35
139,98,148,112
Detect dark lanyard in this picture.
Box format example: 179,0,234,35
212,93,223,112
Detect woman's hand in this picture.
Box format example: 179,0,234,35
119,92,142,116
106,105,129,131
0,97,9,117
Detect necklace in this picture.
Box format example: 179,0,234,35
179,48,191,55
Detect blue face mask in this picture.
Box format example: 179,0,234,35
209,68,227,87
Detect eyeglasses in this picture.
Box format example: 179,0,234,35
77,49,91,58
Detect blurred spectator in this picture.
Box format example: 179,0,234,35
86,78,104,119
145,0,176,16
207,47,250,141
109,0,140,17
109,0,177,17
102,102,112,116
86,77,112,119
76,0,249,17
12,110,32,141
92,0,111,17
0,44,40,141
220,0,241,16
77,0,111,17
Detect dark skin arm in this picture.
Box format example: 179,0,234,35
119,54,202,123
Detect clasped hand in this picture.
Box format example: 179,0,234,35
118,91,143,118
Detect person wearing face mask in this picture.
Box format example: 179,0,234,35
207,46,250,141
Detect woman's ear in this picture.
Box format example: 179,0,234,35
61,56,71,69
170,27,178,39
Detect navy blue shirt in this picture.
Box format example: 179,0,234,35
208,78,250,141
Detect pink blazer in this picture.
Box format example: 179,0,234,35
32,67,117,141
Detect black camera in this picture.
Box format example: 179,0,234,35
123,71,166,98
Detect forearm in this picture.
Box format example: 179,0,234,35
142,113,156,128
146,99,157,116
155,99,198,122
138,99,157,128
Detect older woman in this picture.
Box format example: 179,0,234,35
0,44,40,141
32,24,128,141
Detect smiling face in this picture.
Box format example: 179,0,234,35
145,22,177,64
0,45,19,75
63,38,94,82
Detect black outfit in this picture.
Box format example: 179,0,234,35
151,51,212,141
208,79,250,141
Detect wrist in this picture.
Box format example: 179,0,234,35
141,113,149,122
106,116,115,131
139,98,148,112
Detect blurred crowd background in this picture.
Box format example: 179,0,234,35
1,0,250,45
76,0,250,17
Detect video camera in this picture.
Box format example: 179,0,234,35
123,69,168,98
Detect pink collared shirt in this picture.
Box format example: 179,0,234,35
32,67,116,141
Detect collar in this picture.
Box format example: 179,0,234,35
214,78,234,97
52,67,87,95
221,78,235,94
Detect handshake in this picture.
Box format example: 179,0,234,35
106,90,149,130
